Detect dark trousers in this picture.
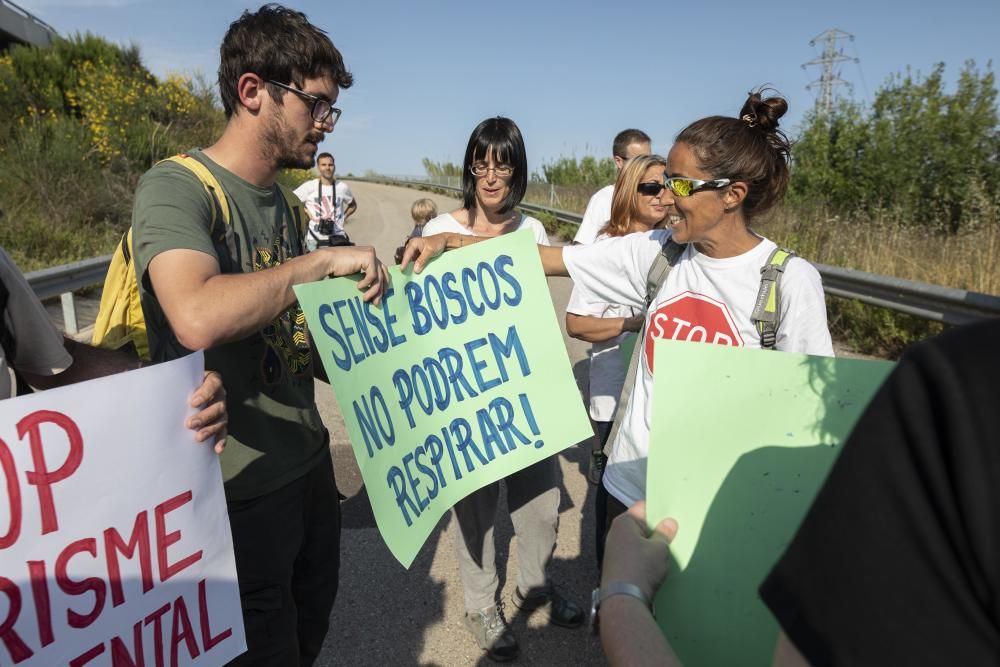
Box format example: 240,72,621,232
591,420,616,568
595,482,628,572
225,451,340,666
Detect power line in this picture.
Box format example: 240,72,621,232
802,28,859,114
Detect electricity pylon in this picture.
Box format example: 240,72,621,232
802,29,859,114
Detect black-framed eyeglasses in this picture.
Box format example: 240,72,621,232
469,163,514,178
663,177,732,197
266,80,341,127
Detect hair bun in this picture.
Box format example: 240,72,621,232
739,88,788,132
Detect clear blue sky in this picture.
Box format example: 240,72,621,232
16,0,1000,177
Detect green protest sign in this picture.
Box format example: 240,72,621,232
646,340,894,665
294,230,591,568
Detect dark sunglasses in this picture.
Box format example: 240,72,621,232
636,182,666,196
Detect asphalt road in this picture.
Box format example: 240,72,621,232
317,181,604,666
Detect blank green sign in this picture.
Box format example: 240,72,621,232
647,340,894,665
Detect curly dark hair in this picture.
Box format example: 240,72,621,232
218,4,353,118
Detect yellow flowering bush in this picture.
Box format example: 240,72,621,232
0,34,225,268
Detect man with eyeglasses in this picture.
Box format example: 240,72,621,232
294,152,357,250
130,5,389,665
573,128,652,245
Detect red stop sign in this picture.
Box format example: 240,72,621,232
644,291,744,372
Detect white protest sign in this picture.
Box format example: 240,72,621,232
0,352,246,666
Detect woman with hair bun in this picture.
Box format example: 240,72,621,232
404,89,835,544
563,154,669,567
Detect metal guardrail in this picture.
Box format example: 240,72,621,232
19,179,1000,333
357,176,1000,326
816,264,1000,326
25,255,111,335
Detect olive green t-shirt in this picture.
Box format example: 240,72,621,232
133,150,326,501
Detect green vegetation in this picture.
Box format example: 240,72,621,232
0,34,225,270
790,61,999,234
535,155,616,188
422,158,461,178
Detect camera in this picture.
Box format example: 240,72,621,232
317,218,335,236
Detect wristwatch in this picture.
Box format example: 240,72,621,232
589,582,651,633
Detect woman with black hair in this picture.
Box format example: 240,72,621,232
421,117,548,243
423,117,582,663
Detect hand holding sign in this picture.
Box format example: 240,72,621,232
646,341,893,666
0,352,245,666
296,230,591,567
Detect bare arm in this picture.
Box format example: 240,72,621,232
21,338,141,389
599,502,681,666
566,313,643,343
148,245,387,351
399,233,569,276
344,199,358,220
22,340,228,452
599,502,813,667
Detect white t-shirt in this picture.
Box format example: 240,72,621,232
566,234,637,422
564,230,834,506
293,179,355,243
0,248,72,399
422,212,551,246
573,185,613,245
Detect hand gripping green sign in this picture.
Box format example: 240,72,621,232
646,340,894,666
294,231,591,567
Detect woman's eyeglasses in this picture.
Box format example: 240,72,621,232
470,163,514,178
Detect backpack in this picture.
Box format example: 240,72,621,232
600,239,795,459
91,153,307,361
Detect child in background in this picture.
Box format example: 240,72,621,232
395,198,438,263
409,198,437,238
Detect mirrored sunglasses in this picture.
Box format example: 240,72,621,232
663,177,732,197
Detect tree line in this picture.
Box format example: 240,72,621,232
424,61,999,234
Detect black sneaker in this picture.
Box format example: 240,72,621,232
463,602,519,662
512,586,585,629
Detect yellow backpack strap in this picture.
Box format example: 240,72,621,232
751,247,795,350
160,153,242,268
161,154,231,227
276,182,308,254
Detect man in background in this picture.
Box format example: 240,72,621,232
295,151,357,249
573,129,651,245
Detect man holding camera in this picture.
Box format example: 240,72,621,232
294,151,357,249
